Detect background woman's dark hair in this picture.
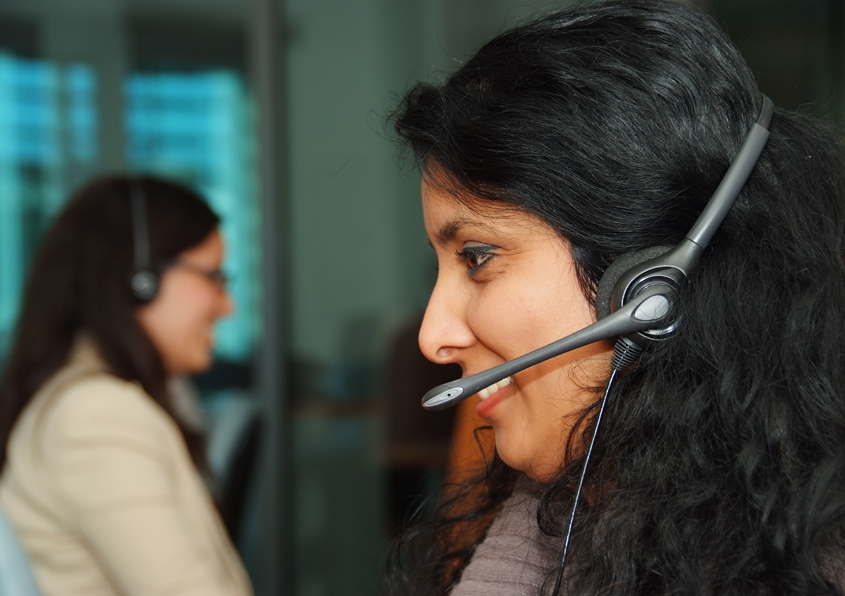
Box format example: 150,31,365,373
0,174,220,475
386,0,845,594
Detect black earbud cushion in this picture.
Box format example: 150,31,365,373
129,269,160,303
594,246,673,320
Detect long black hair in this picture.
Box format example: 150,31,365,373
386,1,845,594
0,175,220,475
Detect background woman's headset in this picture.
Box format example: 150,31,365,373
128,182,161,303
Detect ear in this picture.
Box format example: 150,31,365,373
594,246,673,320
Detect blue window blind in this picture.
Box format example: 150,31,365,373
0,54,80,357
0,60,259,367
64,64,97,162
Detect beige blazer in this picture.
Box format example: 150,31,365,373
0,341,253,596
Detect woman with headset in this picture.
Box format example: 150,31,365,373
0,176,252,596
385,1,845,595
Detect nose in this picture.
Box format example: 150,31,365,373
418,273,475,365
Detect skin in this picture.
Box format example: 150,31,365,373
420,177,612,482
136,229,233,376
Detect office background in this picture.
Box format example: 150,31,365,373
0,0,841,594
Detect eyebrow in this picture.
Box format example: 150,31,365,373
430,216,501,247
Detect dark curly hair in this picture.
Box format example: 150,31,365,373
385,1,845,595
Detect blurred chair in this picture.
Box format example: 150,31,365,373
382,313,460,532
206,393,263,543
0,507,41,596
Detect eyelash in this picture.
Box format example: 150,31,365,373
456,245,497,275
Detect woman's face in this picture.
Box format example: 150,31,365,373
420,178,612,482
136,229,233,376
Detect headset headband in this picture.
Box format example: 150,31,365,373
131,182,150,271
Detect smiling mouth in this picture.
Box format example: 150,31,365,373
478,376,513,400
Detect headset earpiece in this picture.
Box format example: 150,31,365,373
595,245,673,320
129,269,159,303
128,181,160,303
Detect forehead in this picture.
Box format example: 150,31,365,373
180,228,224,261
421,176,552,246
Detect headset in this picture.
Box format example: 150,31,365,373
127,181,161,303
421,94,775,410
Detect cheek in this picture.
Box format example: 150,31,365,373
467,281,568,356
180,298,217,342
465,290,515,350
140,284,211,345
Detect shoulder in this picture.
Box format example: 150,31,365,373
35,373,187,510
41,372,175,456
38,336,167,432
50,372,163,421
3,370,187,517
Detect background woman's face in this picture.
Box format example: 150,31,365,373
136,229,233,376
419,178,612,482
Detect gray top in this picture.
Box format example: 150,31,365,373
451,476,560,596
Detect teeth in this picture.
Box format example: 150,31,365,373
478,376,512,400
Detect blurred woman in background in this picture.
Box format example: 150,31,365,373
0,175,252,596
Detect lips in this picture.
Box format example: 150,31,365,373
476,376,514,419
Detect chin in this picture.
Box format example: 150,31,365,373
495,439,523,473
497,440,560,483
189,354,214,374
168,352,213,377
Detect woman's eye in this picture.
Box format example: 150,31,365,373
456,243,498,274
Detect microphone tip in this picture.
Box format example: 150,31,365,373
422,386,464,410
